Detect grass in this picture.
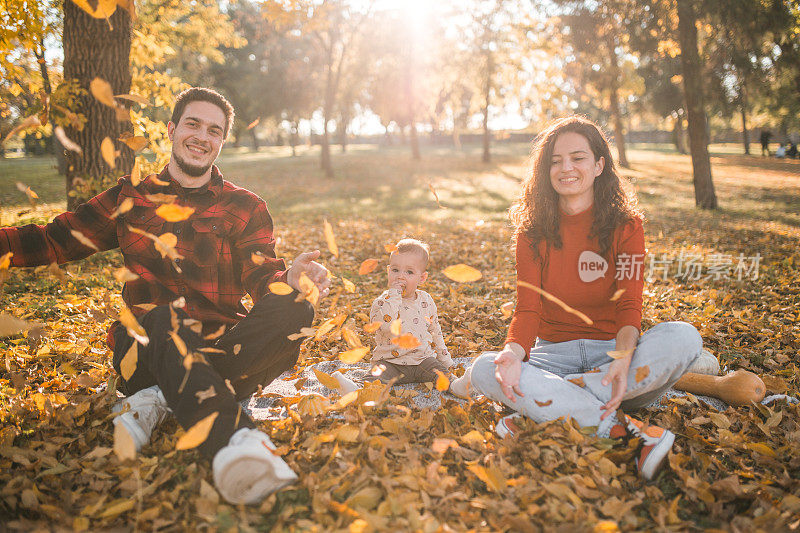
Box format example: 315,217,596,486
1,142,799,531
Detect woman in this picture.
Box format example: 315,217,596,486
469,116,702,480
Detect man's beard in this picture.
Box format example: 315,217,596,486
174,151,212,177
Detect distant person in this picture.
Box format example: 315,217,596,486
464,116,708,480
760,129,772,156
776,143,787,158
0,87,331,505
787,142,798,159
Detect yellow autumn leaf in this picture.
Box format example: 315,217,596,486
0,252,13,269
358,258,379,275
335,424,360,443
323,218,338,257
384,243,398,253
110,197,134,219
70,229,99,251
518,280,593,325
313,368,342,390
287,326,316,341
130,158,141,186
635,365,650,383
339,346,370,364
342,277,356,293
119,342,138,381
431,438,459,453
2,115,41,144
100,137,116,168
442,264,482,283
269,282,294,295
341,327,362,348
435,370,450,391
297,394,330,417
363,321,382,333
145,193,177,204
119,306,149,345
607,349,634,360
247,118,260,130
500,301,514,318
54,126,82,154
73,0,118,19
155,203,195,222
428,182,446,209
89,77,117,106
467,464,507,492
113,423,137,461
390,318,402,336
295,272,319,306
609,289,626,302
251,252,266,265
176,412,219,450
115,93,149,106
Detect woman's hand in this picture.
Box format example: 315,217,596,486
494,345,525,402
600,356,631,419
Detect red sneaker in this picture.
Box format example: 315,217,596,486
495,414,523,438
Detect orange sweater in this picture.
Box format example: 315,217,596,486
506,207,645,357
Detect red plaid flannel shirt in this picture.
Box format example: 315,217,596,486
0,165,287,347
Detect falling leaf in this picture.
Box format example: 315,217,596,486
518,280,593,325
100,137,116,168
246,118,260,130
593,521,620,533
118,132,148,152
119,307,149,345
358,259,379,276
297,394,331,417
391,333,420,349
467,464,507,492
113,267,139,283
115,93,149,106
635,365,650,383
149,175,169,186
435,370,450,391
606,349,634,360
155,203,195,222
535,399,553,407
339,346,370,364
431,438,459,453
313,368,342,390
295,272,319,306
341,327,362,348
3,115,41,145
195,385,217,403
252,251,266,265
130,158,141,186
567,376,585,387
54,126,82,154
119,342,138,381
428,182,446,209
0,313,39,338
390,319,402,336
16,182,39,204
145,193,177,204
363,321,381,333
287,327,316,341
609,289,626,302
0,252,13,270
90,78,117,107
342,277,356,293
203,325,226,340
384,243,398,254
110,198,134,219
70,230,99,251
233,344,242,355
442,264,482,282
176,412,219,450
170,331,187,357
323,219,338,257
154,233,179,259
73,0,117,19
500,301,514,318
269,282,294,295
332,390,359,409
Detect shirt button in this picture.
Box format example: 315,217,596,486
212,224,217,231
175,228,182,235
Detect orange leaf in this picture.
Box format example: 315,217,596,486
391,333,420,349
358,258,379,275
118,133,148,152
606,349,634,360
518,280,593,325
500,301,514,318
390,319,402,336
313,368,342,390
114,93,149,106
89,77,117,107
428,182,446,209
323,218,338,257
119,306,148,345
155,203,195,222
342,277,356,293
269,282,294,295
110,197,134,219
246,118,260,130
100,137,116,168
567,376,585,387
113,267,139,283
442,264,482,283
70,230,99,251
339,346,370,364
130,158,141,186
435,370,450,391
342,327,362,348
431,438,459,453
0,252,13,270
145,193,178,204
535,399,553,407
119,342,138,381
363,321,382,333
609,289,626,302
251,251,266,265
384,243,398,254
635,365,650,383
176,412,219,450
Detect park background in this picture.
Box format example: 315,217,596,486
2,0,800,531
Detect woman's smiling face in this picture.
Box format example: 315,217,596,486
549,131,605,210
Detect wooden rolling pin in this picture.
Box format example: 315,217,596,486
674,370,766,406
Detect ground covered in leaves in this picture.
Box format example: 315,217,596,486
1,144,799,531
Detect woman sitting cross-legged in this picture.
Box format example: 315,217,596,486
467,116,702,480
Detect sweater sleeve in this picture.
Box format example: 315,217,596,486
0,185,122,267
613,218,645,332
505,232,543,359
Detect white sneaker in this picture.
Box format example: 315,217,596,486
334,372,360,394
112,385,170,452
212,428,299,505
448,366,472,399
686,348,720,376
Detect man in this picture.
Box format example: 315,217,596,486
0,87,329,505
760,129,772,156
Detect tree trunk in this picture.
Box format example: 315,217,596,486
740,81,750,155
290,120,299,157
63,1,133,210
250,128,259,151
672,113,688,154
482,50,493,164
676,0,717,209
338,113,348,153
321,59,335,177
409,124,420,160
608,86,629,168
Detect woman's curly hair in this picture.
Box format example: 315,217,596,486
509,116,642,258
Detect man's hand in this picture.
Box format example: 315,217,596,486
494,346,525,402
287,250,331,299
600,356,631,419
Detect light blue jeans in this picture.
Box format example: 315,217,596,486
470,321,702,437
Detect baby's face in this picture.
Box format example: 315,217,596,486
387,251,428,297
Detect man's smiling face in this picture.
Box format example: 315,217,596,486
167,101,227,178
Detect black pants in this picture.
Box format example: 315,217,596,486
112,293,314,457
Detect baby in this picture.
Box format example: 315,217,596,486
333,238,454,393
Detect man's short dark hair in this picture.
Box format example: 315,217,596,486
171,87,235,138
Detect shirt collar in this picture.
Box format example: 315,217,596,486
153,165,224,199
